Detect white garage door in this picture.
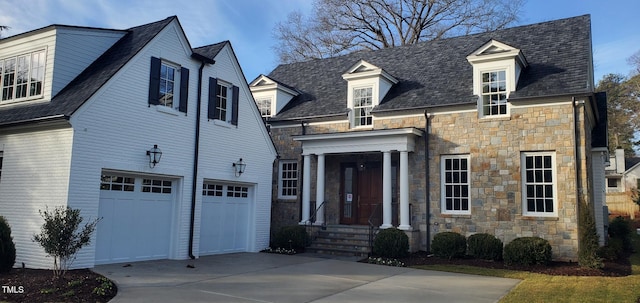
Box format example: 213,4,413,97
95,174,175,265
199,182,252,255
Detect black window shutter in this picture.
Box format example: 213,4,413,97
148,57,161,106
231,85,239,126
178,67,189,113
208,77,219,120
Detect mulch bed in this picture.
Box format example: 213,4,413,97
0,268,116,303
396,251,632,277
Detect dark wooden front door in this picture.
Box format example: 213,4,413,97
340,163,383,225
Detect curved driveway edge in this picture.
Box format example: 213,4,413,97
93,253,520,303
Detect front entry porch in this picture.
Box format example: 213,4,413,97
294,128,423,231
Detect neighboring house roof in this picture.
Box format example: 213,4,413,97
265,15,594,121
0,16,223,127
626,157,640,172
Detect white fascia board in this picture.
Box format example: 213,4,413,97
293,128,423,154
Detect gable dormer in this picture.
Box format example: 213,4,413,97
342,60,398,128
467,40,528,118
249,75,298,118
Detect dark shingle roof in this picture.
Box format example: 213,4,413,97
626,157,640,171
194,41,228,59
267,15,594,120
0,16,176,126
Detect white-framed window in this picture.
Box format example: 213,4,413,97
278,160,298,199
481,70,507,116
142,178,172,194
256,98,272,117
1,49,46,102
159,62,177,109
521,152,557,216
441,155,470,214
216,82,231,122
100,175,135,191
353,87,373,127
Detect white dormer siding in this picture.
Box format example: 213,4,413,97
249,75,298,118
467,40,528,118
0,26,125,105
342,60,397,128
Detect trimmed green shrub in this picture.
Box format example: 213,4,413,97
467,233,503,261
0,216,16,273
597,238,624,261
608,216,632,252
431,232,466,260
503,237,552,266
373,228,409,258
578,201,603,269
271,225,309,251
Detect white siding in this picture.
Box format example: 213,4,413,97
0,126,74,269
51,28,125,96
591,149,607,246
195,44,276,255
68,21,197,267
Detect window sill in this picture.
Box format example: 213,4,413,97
155,105,180,116
478,115,511,122
0,95,47,106
521,216,559,221
440,213,471,218
213,119,234,128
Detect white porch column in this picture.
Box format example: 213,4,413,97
315,154,325,225
300,154,311,224
399,151,411,230
381,151,393,229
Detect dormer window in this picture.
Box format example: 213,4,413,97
1,49,46,103
481,70,507,116
467,40,527,119
342,60,397,129
249,75,299,119
353,87,373,126
256,97,272,118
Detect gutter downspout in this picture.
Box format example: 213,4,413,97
573,97,585,257
188,56,214,259
424,110,431,253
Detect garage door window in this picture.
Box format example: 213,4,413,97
227,185,248,198
203,183,223,196
100,175,135,191
142,179,172,193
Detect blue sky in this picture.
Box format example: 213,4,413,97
1,0,638,84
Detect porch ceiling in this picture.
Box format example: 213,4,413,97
293,127,423,155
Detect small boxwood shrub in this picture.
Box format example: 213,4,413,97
0,216,16,273
608,216,632,252
271,225,309,251
467,233,503,261
597,238,624,261
503,237,552,266
373,228,409,258
431,232,466,260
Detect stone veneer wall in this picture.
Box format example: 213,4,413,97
268,100,592,260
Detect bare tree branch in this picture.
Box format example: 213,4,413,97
273,0,524,64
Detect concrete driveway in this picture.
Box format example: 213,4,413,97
93,253,520,303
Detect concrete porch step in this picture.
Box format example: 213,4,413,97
307,225,375,258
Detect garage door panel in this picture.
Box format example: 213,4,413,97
96,174,174,265
200,183,252,255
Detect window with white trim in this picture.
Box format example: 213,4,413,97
216,82,230,122
441,155,470,214
521,152,557,216
159,62,177,109
142,178,172,194
1,49,46,102
481,70,507,116
100,175,135,191
256,98,271,117
353,87,373,127
278,160,298,199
